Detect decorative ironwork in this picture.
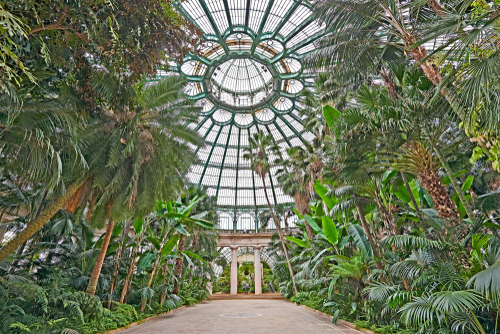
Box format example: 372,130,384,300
169,0,324,210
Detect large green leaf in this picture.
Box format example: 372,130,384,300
462,175,474,191
193,219,214,229
191,211,208,219
183,250,208,266
174,224,189,236
161,235,179,256
183,252,194,267
286,236,308,248
348,224,372,258
137,253,157,273
133,217,144,235
147,236,161,250
304,214,322,233
322,216,338,246
314,182,337,210
106,242,120,254
323,105,341,132
467,249,500,300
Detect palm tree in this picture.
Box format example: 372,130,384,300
275,144,323,239
0,104,85,263
82,76,203,296
311,0,500,170
243,131,298,294
259,204,294,233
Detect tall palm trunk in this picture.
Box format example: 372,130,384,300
262,175,298,294
141,232,168,311
86,220,115,296
283,214,290,234
159,259,171,306
0,182,81,263
119,226,146,303
107,220,132,309
353,198,384,271
293,193,313,239
418,170,459,220
141,256,161,311
172,235,186,295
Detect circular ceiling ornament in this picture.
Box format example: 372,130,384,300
208,58,273,109
169,0,326,209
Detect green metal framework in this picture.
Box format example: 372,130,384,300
170,0,326,214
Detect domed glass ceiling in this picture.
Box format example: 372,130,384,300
171,0,326,212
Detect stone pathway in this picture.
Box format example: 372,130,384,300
115,299,365,334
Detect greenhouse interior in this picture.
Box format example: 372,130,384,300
1,0,500,333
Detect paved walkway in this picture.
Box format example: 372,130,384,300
115,299,364,334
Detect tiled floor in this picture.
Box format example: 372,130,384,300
116,299,365,334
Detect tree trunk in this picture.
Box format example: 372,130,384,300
380,69,398,100
354,200,384,271
86,220,115,296
262,175,298,294
107,220,132,309
141,256,160,312
0,182,81,263
374,191,397,237
293,193,313,239
172,235,186,295
159,260,170,306
400,172,425,226
433,146,476,228
119,226,146,303
418,170,459,220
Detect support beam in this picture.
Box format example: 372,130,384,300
222,0,233,32
215,124,233,198
199,0,230,53
251,0,275,54
198,126,223,186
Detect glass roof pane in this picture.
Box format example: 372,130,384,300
206,0,229,33
286,19,326,48
262,0,294,34
228,0,247,26
180,0,216,35
278,5,311,38
174,0,325,210
248,0,270,33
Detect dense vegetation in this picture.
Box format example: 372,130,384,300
1,0,500,333
261,0,500,333
0,1,216,333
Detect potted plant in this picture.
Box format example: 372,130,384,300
242,282,250,295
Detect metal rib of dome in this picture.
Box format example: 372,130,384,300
171,0,326,214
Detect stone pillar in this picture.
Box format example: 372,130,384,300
230,246,238,295
254,246,262,295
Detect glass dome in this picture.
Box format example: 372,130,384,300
210,58,273,108
170,0,326,213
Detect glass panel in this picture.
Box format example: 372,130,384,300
278,5,312,38
206,0,229,33
180,0,216,35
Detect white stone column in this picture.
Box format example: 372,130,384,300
230,246,238,295
254,246,262,295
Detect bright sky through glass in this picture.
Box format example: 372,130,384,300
172,0,326,211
